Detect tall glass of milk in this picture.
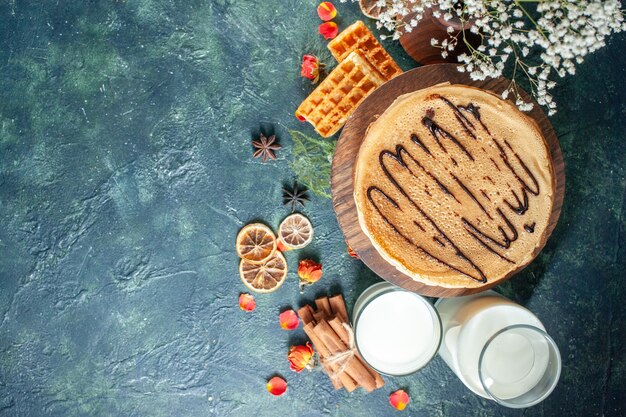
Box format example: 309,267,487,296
436,291,561,408
353,282,442,375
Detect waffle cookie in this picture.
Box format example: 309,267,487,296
295,50,386,138
328,20,402,81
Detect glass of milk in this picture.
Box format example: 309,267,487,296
436,291,561,408
353,282,442,375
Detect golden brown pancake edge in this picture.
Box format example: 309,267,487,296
354,84,555,288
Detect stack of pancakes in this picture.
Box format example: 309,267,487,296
354,84,555,288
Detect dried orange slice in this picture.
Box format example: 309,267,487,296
236,223,277,264
239,251,288,293
277,213,313,250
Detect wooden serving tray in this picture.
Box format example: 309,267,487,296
331,64,565,298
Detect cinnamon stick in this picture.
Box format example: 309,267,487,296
314,320,377,392
328,317,385,389
300,295,383,392
297,305,315,325
328,294,349,323
315,297,333,319
313,310,326,323
303,323,357,391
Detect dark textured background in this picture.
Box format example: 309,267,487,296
0,1,624,416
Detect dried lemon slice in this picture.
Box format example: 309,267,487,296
236,223,277,264
278,213,313,250
239,251,288,293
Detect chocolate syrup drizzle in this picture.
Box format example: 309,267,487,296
366,95,542,283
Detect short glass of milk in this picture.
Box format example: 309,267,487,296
436,291,561,408
353,282,442,375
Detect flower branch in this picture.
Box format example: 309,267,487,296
344,0,625,114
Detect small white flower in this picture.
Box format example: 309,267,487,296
351,0,625,114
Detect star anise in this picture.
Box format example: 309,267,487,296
283,181,309,212
252,133,281,162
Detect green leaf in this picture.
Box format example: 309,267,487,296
288,130,335,199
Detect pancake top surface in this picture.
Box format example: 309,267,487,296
354,84,555,288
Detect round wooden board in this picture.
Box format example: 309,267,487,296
331,64,565,298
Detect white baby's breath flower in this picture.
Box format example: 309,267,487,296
348,0,624,114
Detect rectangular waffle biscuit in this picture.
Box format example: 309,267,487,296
327,20,403,81
295,50,386,138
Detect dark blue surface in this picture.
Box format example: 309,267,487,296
0,1,624,416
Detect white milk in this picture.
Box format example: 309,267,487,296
354,285,441,375
436,291,550,399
